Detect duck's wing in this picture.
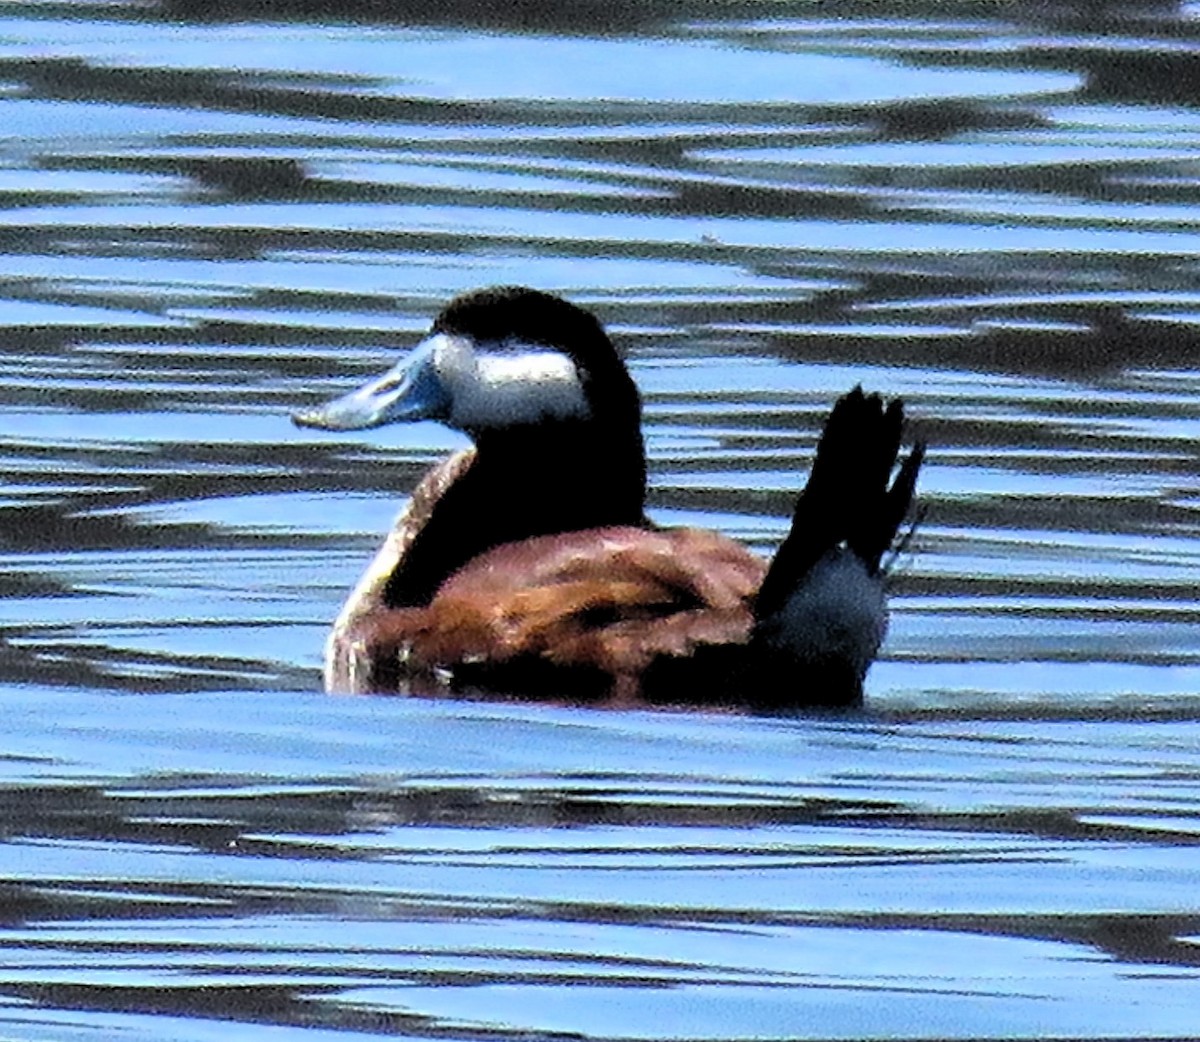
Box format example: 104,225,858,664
426,525,767,672
336,526,767,693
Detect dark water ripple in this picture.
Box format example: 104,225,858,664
2,691,1200,1039
2,1,1200,1038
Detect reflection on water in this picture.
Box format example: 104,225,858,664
5,689,1200,1041
2,1,1200,1038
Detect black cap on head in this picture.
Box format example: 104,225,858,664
432,285,640,427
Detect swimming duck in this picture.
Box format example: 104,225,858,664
293,286,924,710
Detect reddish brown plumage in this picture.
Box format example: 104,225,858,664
329,524,767,698
302,288,923,708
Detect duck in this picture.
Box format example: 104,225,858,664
292,286,924,711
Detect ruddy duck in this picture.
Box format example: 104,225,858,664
293,286,923,710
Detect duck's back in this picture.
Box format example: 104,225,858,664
296,288,922,709
328,520,767,700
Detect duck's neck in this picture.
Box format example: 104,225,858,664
383,420,647,607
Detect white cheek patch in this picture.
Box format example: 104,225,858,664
433,334,590,429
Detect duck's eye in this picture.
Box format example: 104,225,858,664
437,336,590,430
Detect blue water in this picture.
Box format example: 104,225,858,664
1,1,1200,1038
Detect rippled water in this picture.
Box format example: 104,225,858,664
2,1,1200,1038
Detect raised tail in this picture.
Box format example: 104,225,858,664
750,387,924,709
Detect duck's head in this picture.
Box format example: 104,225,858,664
292,286,640,440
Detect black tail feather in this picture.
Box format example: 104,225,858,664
878,441,926,570
755,386,923,620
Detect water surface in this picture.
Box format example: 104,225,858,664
1,2,1200,1038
